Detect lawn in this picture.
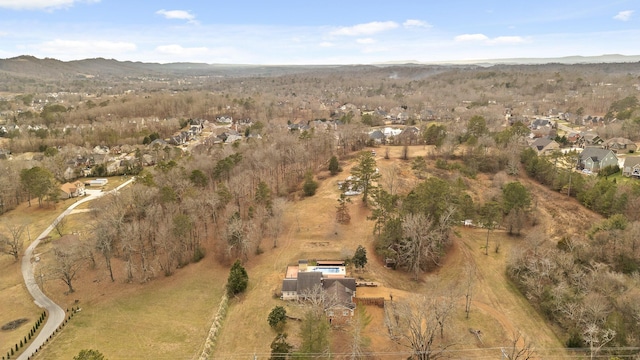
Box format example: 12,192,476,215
0,200,68,356
32,244,226,360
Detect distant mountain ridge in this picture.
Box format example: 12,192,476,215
0,55,342,80
1,54,639,81
377,54,640,66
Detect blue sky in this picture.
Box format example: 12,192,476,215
0,0,638,64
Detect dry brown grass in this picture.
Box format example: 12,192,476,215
0,256,42,357
213,145,569,359
0,149,594,359
0,199,74,355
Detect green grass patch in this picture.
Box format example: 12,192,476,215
38,264,225,360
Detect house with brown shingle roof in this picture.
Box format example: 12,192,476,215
604,137,637,154
59,181,85,199
529,137,560,155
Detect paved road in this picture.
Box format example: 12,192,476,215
18,178,135,360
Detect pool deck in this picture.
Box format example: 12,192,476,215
285,266,299,278
285,265,346,278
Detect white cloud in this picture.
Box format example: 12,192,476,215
331,21,398,36
356,38,376,44
403,19,431,29
614,10,633,21
454,34,525,45
0,0,98,10
156,9,196,23
38,39,136,54
155,44,208,56
319,42,334,47
490,36,525,44
454,33,489,42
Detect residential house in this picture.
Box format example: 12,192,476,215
566,132,581,145
281,260,357,323
578,147,619,172
216,116,233,124
394,126,421,145
368,130,386,145
288,123,311,132
530,138,560,155
529,118,553,130
623,156,640,178
324,280,356,325
603,137,637,154
576,132,604,148
59,181,85,199
189,124,202,136
169,133,187,145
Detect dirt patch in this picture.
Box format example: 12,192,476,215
1,318,28,331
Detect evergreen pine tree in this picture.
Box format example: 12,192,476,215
226,260,249,296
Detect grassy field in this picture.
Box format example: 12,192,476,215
213,146,570,359
36,255,225,360
0,151,593,359
0,198,69,356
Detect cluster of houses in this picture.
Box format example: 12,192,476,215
526,118,640,178
281,260,357,324
168,120,204,146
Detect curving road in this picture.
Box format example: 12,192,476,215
18,178,134,360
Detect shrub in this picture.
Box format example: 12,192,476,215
302,171,318,197
328,156,341,175
268,306,287,331
192,246,205,263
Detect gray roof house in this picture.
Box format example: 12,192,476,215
623,156,640,178
368,130,386,144
579,147,618,172
280,261,356,304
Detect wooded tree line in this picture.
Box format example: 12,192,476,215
508,215,640,350
82,126,334,284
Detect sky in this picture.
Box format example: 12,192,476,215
0,0,639,65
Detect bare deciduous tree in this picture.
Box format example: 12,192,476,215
385,295,456,360
54,216,67,237
502,331,535,360
583,324,615,360
463,263,476,319
0,223,26,261
226,214,251,260
50,244,85,293
399,213,433,280
267,198,286,248
381,164,399,196
349,305,372,360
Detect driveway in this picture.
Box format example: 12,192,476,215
18,178,134,360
